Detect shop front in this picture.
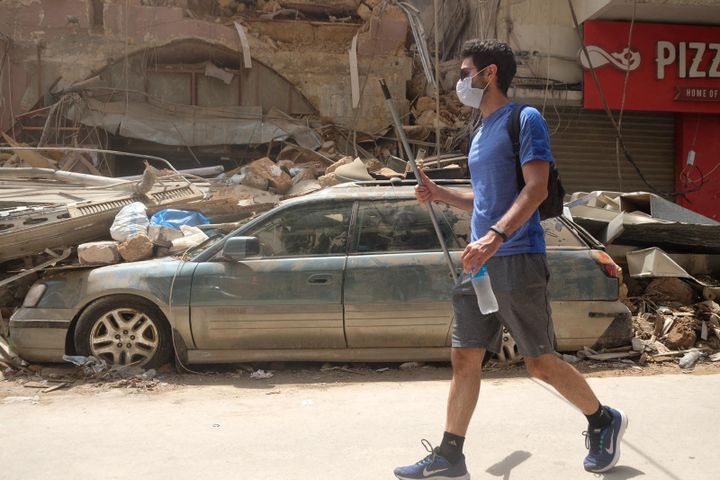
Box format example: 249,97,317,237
581,20,720,220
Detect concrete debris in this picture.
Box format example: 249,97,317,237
247,157,293,194
77,241,121,265
644,277,696,306
118,234,155,263
250,369,274,379
147,225,184,247
325,156,354,175
318,172,339,187
169,226,209,254
334,158,373,182
399,361,423,369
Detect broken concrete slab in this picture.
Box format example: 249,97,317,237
118,234,154,263
77,241,121,265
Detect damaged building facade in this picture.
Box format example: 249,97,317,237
0,0,412,174
2,0,719,217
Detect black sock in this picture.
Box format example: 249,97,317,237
438,431,465,465
586,404,612,430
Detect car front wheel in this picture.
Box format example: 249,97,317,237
74,296,172,369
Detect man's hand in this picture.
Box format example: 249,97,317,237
414,168,444,204
461,231,503,275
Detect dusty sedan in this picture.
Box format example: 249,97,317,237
10,182,631,368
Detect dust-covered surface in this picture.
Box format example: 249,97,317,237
3,358,720,401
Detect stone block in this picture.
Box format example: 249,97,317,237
77,241,121,265
118,234,154,263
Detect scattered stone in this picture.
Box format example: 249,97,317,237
415,110,451,129
118,233,154,263
77,241,121,265
246,157,293,194
231,168,270,191
399,361,423,369
291,167,316,183
357,3,372,20
287,180,322,198
319,141,336,155
335,158,373,181
645,278,696,306
631,337,647,352
318,172,339,187
414,96,436,115
375,167,403,178
665,317,698,350
325,156,354,175
250,369,274,379
277,159,295,171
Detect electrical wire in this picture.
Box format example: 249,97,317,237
568,0,704,198
615,0,637,191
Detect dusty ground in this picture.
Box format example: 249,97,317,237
1,367,719,480
2,357,720,398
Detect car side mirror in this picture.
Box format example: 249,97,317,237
222,237,260,260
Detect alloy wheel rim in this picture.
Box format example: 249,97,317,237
89,308,159,366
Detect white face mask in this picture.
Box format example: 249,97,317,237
456,68,488,109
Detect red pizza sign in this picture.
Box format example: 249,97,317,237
582,21,720,113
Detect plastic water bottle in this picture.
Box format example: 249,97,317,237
471,265,498,314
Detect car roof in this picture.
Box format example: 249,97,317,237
280,180,472,206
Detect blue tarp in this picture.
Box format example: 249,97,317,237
150,209,209,229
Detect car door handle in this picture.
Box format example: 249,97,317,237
307,274,333,285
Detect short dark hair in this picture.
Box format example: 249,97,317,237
461,39,517,94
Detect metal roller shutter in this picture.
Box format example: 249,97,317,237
541,106,675,194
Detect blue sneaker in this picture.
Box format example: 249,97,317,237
394,439,470,480
583,407,628,473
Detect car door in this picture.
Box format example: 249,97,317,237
189,201,353,350
343,198,470,348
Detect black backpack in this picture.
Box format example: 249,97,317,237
507,104,565,220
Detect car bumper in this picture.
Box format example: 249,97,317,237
9,308,73,363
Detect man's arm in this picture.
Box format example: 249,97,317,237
493,160,549,237
461,160,549,274
415,168,474,211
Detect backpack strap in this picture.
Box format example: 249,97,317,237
507,104,528,190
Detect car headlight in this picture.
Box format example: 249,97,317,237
23,284,47,307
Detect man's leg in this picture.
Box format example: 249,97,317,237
525,354,628,473
445,347,485,435
524,354,598,414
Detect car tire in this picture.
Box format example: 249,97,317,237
74,296,172,369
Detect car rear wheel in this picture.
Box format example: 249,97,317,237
74,296,172,369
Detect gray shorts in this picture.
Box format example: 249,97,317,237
452,253,556,358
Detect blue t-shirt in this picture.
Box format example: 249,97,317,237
468,102,554,255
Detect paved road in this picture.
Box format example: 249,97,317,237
1,373,718,480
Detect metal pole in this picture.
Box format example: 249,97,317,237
379,79,458,283
433,0,441,157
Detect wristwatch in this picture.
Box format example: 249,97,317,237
489,225,508,242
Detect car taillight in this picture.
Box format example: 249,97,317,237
591,250,622,279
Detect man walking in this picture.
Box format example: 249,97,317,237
394,39,628,479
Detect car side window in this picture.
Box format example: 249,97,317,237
244,202,352,257
354,200,469,253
